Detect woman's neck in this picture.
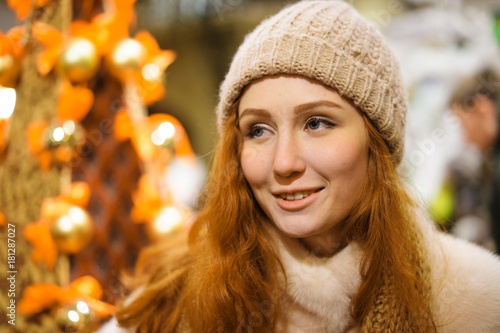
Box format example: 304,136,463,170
299,227,346,257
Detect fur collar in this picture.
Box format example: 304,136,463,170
270,226,363,333
270,213,500,333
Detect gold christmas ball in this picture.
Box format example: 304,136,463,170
44,121,85,149
58,38,100,83
56,300,95,333
0,54,14,77
50,206,94,254
108,39,147,79
146,205,185,242
150,121,175,150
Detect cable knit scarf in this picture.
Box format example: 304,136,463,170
360,229,434,333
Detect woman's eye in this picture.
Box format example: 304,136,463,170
247,125,270,138
305,117,334,131
308,120,321,130
251,127,265,137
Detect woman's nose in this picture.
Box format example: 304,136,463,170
272,133,306,178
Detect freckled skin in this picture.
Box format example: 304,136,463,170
238,75,369,253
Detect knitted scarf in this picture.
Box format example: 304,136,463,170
360,222,434,333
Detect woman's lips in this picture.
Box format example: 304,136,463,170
274,188,323,211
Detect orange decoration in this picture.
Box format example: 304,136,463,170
32,22,64,76
41,198,72,219
135,31,177,78
93,0,137,54
131,113,195,162
66,276,102,300
133,31,176,105
57,80,94,122
0,26,24,87
0,211,6,227
17,283,61,314
38,150,52,171
24,219,58,270
131,174,164,223
70,20,110,55
4,26,24,55
26,121,53,170
32,18,107,78
26,121,47,155
29,1,172,106
104,29,175,103
0,30,11,54
61,181,91,207
44,182,91,215
137,75,166,106
113,108,134,141
53,145,73,163
24,182,92,269
84,298,116,319
7,0,52,21
0,119,8,154
18,276,115,318
26,116,86,169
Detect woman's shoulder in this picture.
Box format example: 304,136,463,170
421,216,500,332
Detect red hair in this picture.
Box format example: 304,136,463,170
344,116,436,331
116,104,436,332
117,107,282,332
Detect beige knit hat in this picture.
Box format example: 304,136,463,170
216,0,407,164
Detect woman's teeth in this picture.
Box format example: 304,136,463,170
280,191,314,201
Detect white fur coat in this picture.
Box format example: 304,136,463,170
271,214,500,332
98,214,500,333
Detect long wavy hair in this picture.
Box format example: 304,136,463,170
116,101,436,332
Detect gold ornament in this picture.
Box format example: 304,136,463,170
44,120,85,149
150,121,175,150
0,54,14,77
146,205,186,242
58,38,100,83
56,300,95,333
108,39,147,80
50,206,94,254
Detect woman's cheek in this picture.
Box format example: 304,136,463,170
241,147,271,185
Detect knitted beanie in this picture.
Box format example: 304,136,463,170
216,0,407,164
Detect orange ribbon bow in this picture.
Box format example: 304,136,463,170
24,182,91,270
18,275,115,318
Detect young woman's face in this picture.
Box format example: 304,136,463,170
238,75,369,251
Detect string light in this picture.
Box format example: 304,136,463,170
52,127,65,142
0,86,16,119
154,206,183,233
151,121,175,146
142,63,160,82
67,310,80,323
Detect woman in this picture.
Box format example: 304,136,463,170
104,1,500,332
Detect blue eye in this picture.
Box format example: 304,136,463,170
251,127,265,137
305,117,335,131
308,120,321,130
247,125,270,138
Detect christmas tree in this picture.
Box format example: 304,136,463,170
0,0,197,331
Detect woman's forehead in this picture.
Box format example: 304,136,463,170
237,75,360,116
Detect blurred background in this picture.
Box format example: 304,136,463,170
0,0,499,331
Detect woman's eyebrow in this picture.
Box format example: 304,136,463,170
239,100,342,119
238,108,271,119
294,100,343,114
